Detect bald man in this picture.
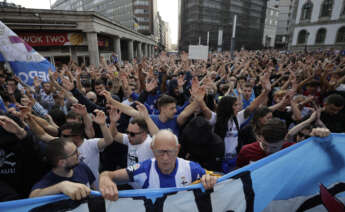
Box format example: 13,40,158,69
86,91,97,104
99,130,218,201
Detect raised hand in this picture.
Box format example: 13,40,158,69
193,86,206,103
135,101,149,120
261,72,271,92
145,78,157,93
71,104,87,116
75,67,82,78
61,77,74,91
190,76,200,94
93,109,106,126
17,105,32,119
0,115,26,138
100,90,112,102
109,107,121,123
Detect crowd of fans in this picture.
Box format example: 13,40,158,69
0,49,344,202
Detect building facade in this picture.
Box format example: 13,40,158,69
52,0,158,37
263,0,279,47
178,0,267,52
290,0,345,50
156,12,170,51
0,7,156,66
275,0,298,49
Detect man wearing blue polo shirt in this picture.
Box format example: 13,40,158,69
99,130,218,201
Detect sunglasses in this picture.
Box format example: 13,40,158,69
62,148,79,159
61,134,80,138
127,131,143,137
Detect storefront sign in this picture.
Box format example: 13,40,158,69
18,32,86,46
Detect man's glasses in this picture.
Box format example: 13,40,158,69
153,149,177,157
61,134,80,138
62,149,79,159
127,131,144,137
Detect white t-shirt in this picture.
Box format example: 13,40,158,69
121,98,134,106
122,134,154,166
208,109,247,156
78,138,102,189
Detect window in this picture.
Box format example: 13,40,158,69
320,0,333,17
301,1,313,20
298,30,308,44
315,28,326,43
336,26,345,43
342,2,345,16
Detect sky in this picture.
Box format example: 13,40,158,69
6,0,178,44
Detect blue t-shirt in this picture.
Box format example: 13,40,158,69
126,158,205,189
31,162,95,191
150,114,180,136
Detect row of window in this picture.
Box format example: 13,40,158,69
136,17,149,22
301,0,345,21
297,26,345,44
134,9,148,14
134,0,149,6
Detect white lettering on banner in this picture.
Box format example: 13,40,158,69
22,36,43,44
26,55,42,62
46,35,66,43
19,71,48,83
0,168,16,174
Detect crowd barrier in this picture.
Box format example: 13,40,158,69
0,134,345,212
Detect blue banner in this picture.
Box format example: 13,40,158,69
0,134,344,212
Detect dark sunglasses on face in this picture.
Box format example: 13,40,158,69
62,134,80,138
127,131,143,137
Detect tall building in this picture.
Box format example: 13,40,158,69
52,0,158,37
274,0,297,49
290,0,345,51
157,12,168,50
178,0,268,52
263,0,280,47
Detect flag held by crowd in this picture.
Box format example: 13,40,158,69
0,21,54,86
0,134,344,212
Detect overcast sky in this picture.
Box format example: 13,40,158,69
6,0,178,44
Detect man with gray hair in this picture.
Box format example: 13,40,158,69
99,129,218,201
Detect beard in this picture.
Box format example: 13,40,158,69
64,162,79,171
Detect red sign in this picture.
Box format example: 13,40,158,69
18,32,69,46
17,32,86,47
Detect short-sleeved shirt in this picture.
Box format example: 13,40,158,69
150,115,180,136
236,141,295,168
320,111,345,133
126,158,205,189
208,110,247,156
78,138,102,188
31,162,95,191
122,134,154,166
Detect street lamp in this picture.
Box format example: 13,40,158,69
304,31,310,53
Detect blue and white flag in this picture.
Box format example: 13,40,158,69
0,21,54,85
0,134,344,212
